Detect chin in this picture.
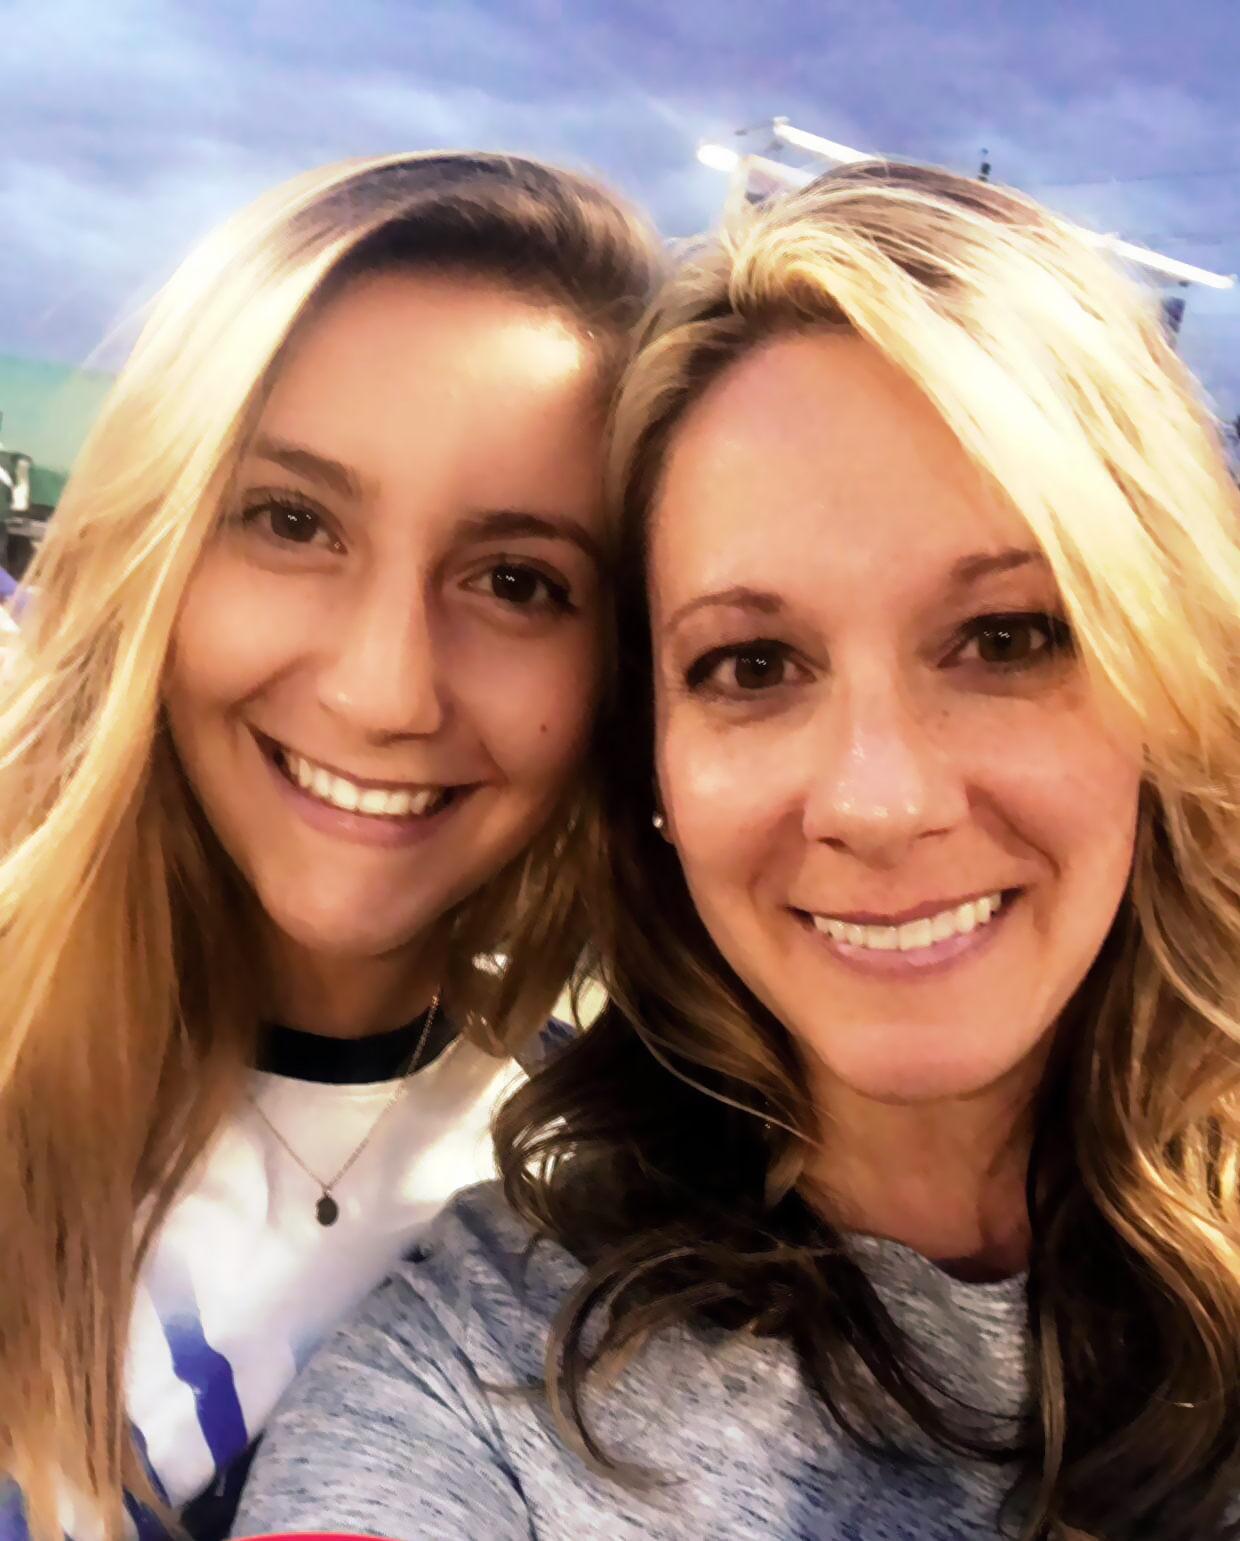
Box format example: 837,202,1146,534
275,917,419,960
258,889,434,961
828,1033,1045,1107
841,1067,1002,1106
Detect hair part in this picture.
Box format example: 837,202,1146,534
0,150,660,1538
497,162,1240,1540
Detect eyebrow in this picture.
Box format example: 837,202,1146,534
248,436,366,501
664,585,785,635
453,510,604,566
948,548,1046,588
246,443,601,562
663,550,1048,635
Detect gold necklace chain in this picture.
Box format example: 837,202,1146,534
248,988,441,1228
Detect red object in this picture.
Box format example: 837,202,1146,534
233,1533,394,1540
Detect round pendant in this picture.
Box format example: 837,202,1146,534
315,1193,339,1227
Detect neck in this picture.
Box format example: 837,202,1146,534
262,927,441,1039
802,1061,1043,1280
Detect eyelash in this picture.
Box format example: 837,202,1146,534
949,611,1073,670
237,493,339,550
685,611,1074,695
236,497,576,615
685,636,794,693
466,561,577,616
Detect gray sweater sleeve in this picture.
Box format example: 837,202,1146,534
232,1261,534,1540
234,1181,1046,1541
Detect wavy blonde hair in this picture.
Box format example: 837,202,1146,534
0,149,659,1538
498,163,1240,1539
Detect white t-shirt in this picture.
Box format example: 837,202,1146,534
0,1017,537,1541
127,1030,525,1521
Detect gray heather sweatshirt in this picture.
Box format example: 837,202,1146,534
234,1181,1032,1540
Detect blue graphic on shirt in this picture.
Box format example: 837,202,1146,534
143,1248,249,1476
123,1491,172,1541
129,1426,169,1508
0,1484,31,1541
0,1024,560,1540
0,1416,175,1541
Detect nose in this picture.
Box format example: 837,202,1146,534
801,667,966,864
315,572,446,741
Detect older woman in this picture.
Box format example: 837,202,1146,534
235,165,1240,1541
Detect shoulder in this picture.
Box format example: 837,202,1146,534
350,1180,583,1379
406,1177,540,1277
397,1179,581,1327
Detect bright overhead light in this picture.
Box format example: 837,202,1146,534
746,155,813,189
772,122,874,165
698,120,1236,292
1080,231,1234,290
697,143,740,173
697,144,812,189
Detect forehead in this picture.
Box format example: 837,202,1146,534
265,269,591,419
247,270,603,517
651,331,1038,613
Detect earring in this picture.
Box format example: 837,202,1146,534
652,812,665,831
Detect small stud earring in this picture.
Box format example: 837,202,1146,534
652,812,665,831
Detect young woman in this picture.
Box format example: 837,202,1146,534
0,151,658,1541
236,164,1240,1541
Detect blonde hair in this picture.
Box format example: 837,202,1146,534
498,163,1240,1538
0,150,659,1537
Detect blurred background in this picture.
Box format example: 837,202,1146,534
1,0,1237,577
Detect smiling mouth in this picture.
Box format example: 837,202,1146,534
267,740,461,821
804,890,1022,954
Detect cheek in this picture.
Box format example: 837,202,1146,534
1059,760,1142,904
659,713,801,877
459,629,603,787
979,717,1142,898
164,566,244,755
165,553,305,719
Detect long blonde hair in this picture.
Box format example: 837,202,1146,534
498,163,1240,1538
0,149,659,1537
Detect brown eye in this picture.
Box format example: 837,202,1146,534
240,496,334,549
977,620,1036,663
686,639,802,695
732,647,787,690
269,504,322,544
475,562,573,614
955,612,1073,670
490,564,541,605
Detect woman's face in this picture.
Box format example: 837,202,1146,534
166,270,606,961
649,332,1142,1108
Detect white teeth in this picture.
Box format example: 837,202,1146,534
812,892,1006,953
898,918,933,952
279,750,444,822
329,776,358,812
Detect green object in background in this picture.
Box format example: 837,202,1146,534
30,463,67,508
0,352,114,509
